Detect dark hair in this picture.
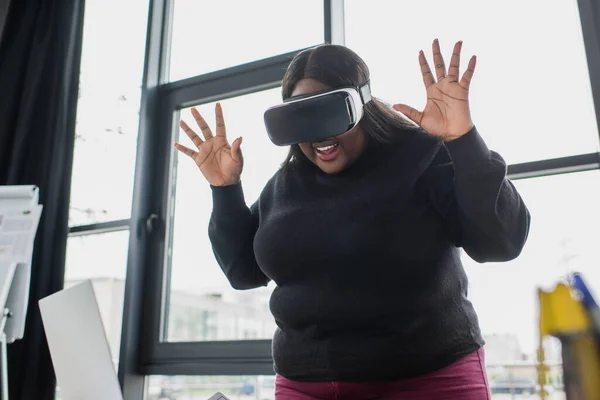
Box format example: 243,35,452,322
280,43,418,170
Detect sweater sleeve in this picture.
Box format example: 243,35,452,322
426,127,531,263
208,183,270,289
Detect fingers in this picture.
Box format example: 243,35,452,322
447,41,462,83
432,39,446,81
174,142,198,159
191,106,213,140
419,51,435,88
215,103,227,137
179,120,204,149
230,137,243,163
460,55,477,89
392,104,423,126
421,39,474,89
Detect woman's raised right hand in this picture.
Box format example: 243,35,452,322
175,103,244,187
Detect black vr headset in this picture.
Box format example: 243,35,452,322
263,82,373,146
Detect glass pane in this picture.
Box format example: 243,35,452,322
463,170,600,399
64,230,129,367
146,375,275,400
168,0,324,82
166,88,286,341
68,0,149,226
345,0,599,164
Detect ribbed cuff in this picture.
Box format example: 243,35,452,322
210,183,247,213
444,126,492,170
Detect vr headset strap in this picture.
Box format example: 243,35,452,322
359,82,372,104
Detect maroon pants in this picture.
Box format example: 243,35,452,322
275,348,491,400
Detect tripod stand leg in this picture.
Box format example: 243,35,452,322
0,309,11,400
1,332,7,400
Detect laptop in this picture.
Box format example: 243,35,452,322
39,281,123,400
39,280,231,400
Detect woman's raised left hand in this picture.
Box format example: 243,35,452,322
393,39,476,141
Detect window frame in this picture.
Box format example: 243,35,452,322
104,0,600,397
139,52,296,372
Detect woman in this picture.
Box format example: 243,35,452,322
175,40,530,400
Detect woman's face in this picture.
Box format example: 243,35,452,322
292,78,367,175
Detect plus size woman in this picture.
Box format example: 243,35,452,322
176,40,530,400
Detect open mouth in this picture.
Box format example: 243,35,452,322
312,140,340,161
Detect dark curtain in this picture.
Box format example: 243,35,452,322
0,0,85,399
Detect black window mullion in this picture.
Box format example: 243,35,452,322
507,152,600,180
162,49,301,108
150,340,272,361
142,360,275,376
324,0,332,43
68,219,131,236
141,342,273,376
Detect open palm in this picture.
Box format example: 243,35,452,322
394,39,476,141
175,104,243,187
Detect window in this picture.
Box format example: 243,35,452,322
116,0,600,397
463,171,600,398
69,0,149,225
167,0,325,82
64,231,130,365
343,1,600,397
465,171,600,357
65,0,149,375
344,0,599,165
166,88,287,342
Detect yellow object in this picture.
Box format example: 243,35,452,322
539,283,589,337
538,283,600,400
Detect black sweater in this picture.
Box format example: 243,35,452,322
208,127,530,382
